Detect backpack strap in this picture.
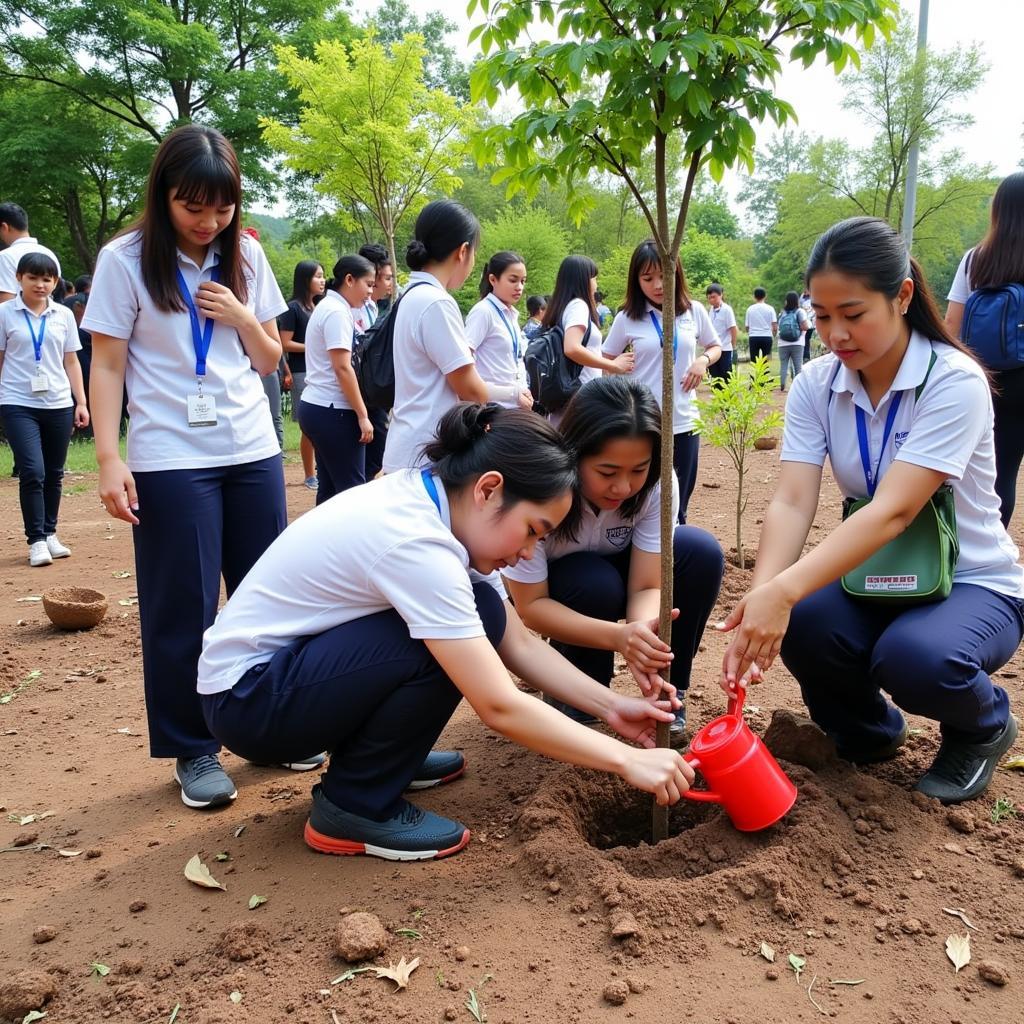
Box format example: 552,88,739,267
914,349,938,402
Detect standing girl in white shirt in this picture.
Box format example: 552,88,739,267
720,216,1024,805
603,240,721,523
198,403,693,860
382,200,489,472
0,252,89,566
84,125,302,811
464,251,533,410
299,254,376,502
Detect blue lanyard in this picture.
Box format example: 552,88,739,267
421,468,441,514
486,296,520,361
855,392,903,497
21,310,46,363
176,265,221,378
648,311,678,361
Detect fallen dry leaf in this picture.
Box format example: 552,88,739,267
946,933,971,973
184,854,226,891
942,908,977,930
759,942,776,962
373,956,420,990
57,849,83,857
1001,756,1024,771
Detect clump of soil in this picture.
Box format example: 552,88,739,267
0,969,58,1018
763,709,838,769
333,911,388,962
216,921,272,963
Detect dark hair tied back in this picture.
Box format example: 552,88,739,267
406,199,481,272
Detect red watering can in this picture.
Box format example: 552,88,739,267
683,687,797,832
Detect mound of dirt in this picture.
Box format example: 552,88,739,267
0,969,58,1019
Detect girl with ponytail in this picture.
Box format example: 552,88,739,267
199,404,693,861
720,216,1024,807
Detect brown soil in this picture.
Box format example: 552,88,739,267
2,432,1023,1024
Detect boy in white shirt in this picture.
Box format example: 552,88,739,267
705,283,738,381
744,287,777,365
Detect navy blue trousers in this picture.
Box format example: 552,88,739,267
709,351,733,382
672,431,700,524
297,401,366,504
202,581,507,820
364,407,389,481
991,367,1024,527
133,455,286,758
781,580,1024,748
546,526,723,708
749,336,772,362
1,404,73,544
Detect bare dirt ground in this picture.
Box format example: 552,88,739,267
2,424,1023,1024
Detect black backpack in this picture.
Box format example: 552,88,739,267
524,322,591,414
353,281,430,410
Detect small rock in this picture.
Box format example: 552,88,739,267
116,959,144,976
32,925,57,944
911,870,924,880
942,843,964,855
900,918,922,935
947,809,975,834
444,1007,459,1021
454,945,469,962
333,912,388,963
602,980,629,1006
625,976,645,994
977,960,1010,986
854,820,873,836
85,848,102,859
765,968,779,981
547,880,561,894
128,901,147,913
610,912,640,940
12,831,38,848
0,970,58,1018
1013,859,1024,879
853,891,873,906
762,709,838,769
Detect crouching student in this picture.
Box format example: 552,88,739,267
720,217,1024,805
502,377,724,742
197,404,694,860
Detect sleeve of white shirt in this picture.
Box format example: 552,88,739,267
894,362,989,480
768,306,778,324
797,309,809,329
602,310,630,356
421,297,474,375
244,237,288,324
780,369,829,467
464,303,489,351
369,538,488,639
501,538,549,584
323,303,355,352
722,305,737,331
744,305,753,330
947,250,973,304
0,252,15,295
80,247,140,340
0,306,9,351
631,478,680,553
61,308,82,353
692,302,719,350
563,298,591,332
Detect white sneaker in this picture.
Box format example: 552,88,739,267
46,534,71,558
29,541,53,567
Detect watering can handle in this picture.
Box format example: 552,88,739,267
727,682,746,718
680,754,722,804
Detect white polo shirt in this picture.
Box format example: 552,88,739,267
782,331,1024,597
0,295,80,408
81,231,286,472
745,302,777,336
502,477,679,585
562,298,602,385
0,237,61,295
300,290,359,410
603,302,718,434
382,272,475,472
708,301,737,351
198,468,506,694
947,249,975,304
465,296,527,406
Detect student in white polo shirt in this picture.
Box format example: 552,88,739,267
356,242,395,480
464,250,533,410
705,282,737,381
603,240,721,523
382,200,489,472
0,202,61,302
198,404,693,860
720,216,1024,805
298,254,377,502
82,125,309,812
0,252,88,566
503,377,724,742
744,287,777,364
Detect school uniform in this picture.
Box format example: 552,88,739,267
382,273,474,473
198,469,507,820
744,302,776,362
708,301,737,381
0,237,61,295
464,296,528,408
777,307,809,389
81,231,288,759
562,298,602,386
278,299,312,421
0,296,80,544
799,295,816,361
299,290,366,502
354,299,389,480
603,301,719,522
779,332,1024,752
502,478,723,715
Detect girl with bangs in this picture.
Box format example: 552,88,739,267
84,125,312,811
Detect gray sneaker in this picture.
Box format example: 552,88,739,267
174,755,237,809
915,715,1018,805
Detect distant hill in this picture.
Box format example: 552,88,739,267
246,213,292,243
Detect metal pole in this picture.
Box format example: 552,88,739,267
901,0,930,250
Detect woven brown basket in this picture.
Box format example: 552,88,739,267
42,587,108,630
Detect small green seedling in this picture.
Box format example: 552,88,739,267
89,962,111,978
435,968,445,987
991,796,1017,823
394,928,421,939
413,908,426,921
168,1004,180,1024
465,989,485,1022
215,852,230,862
331,966,373,985
788,953,806,982
247,894,267,910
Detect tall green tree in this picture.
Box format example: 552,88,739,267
264,32,474,276
470,0,897,818
737,130,810,231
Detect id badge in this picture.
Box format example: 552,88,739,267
30,371,49,393
187,392,218,427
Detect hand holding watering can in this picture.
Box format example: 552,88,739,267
682,686,797,832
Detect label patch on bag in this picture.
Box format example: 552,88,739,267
865,574,918,592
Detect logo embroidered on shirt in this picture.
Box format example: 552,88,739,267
605,525,632,548
894,430,909,450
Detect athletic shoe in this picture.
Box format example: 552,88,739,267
45,534,71,558
29,541,52,567
407,750,465,790
668,706,688,746
280,752,327,772
303,476,318,490
837,714,909,764
303,784,470,861
174,754,238,809
915,715,1018,805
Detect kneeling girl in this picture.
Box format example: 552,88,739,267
198,404,693,860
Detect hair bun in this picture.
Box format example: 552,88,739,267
423,403,501,462
406,239,430,270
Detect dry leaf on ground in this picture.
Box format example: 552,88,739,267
759,942,776,962
946,933,971,973
184,854,226,891
373,956,420,990
1001,756,1024,771
942,908,977,930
